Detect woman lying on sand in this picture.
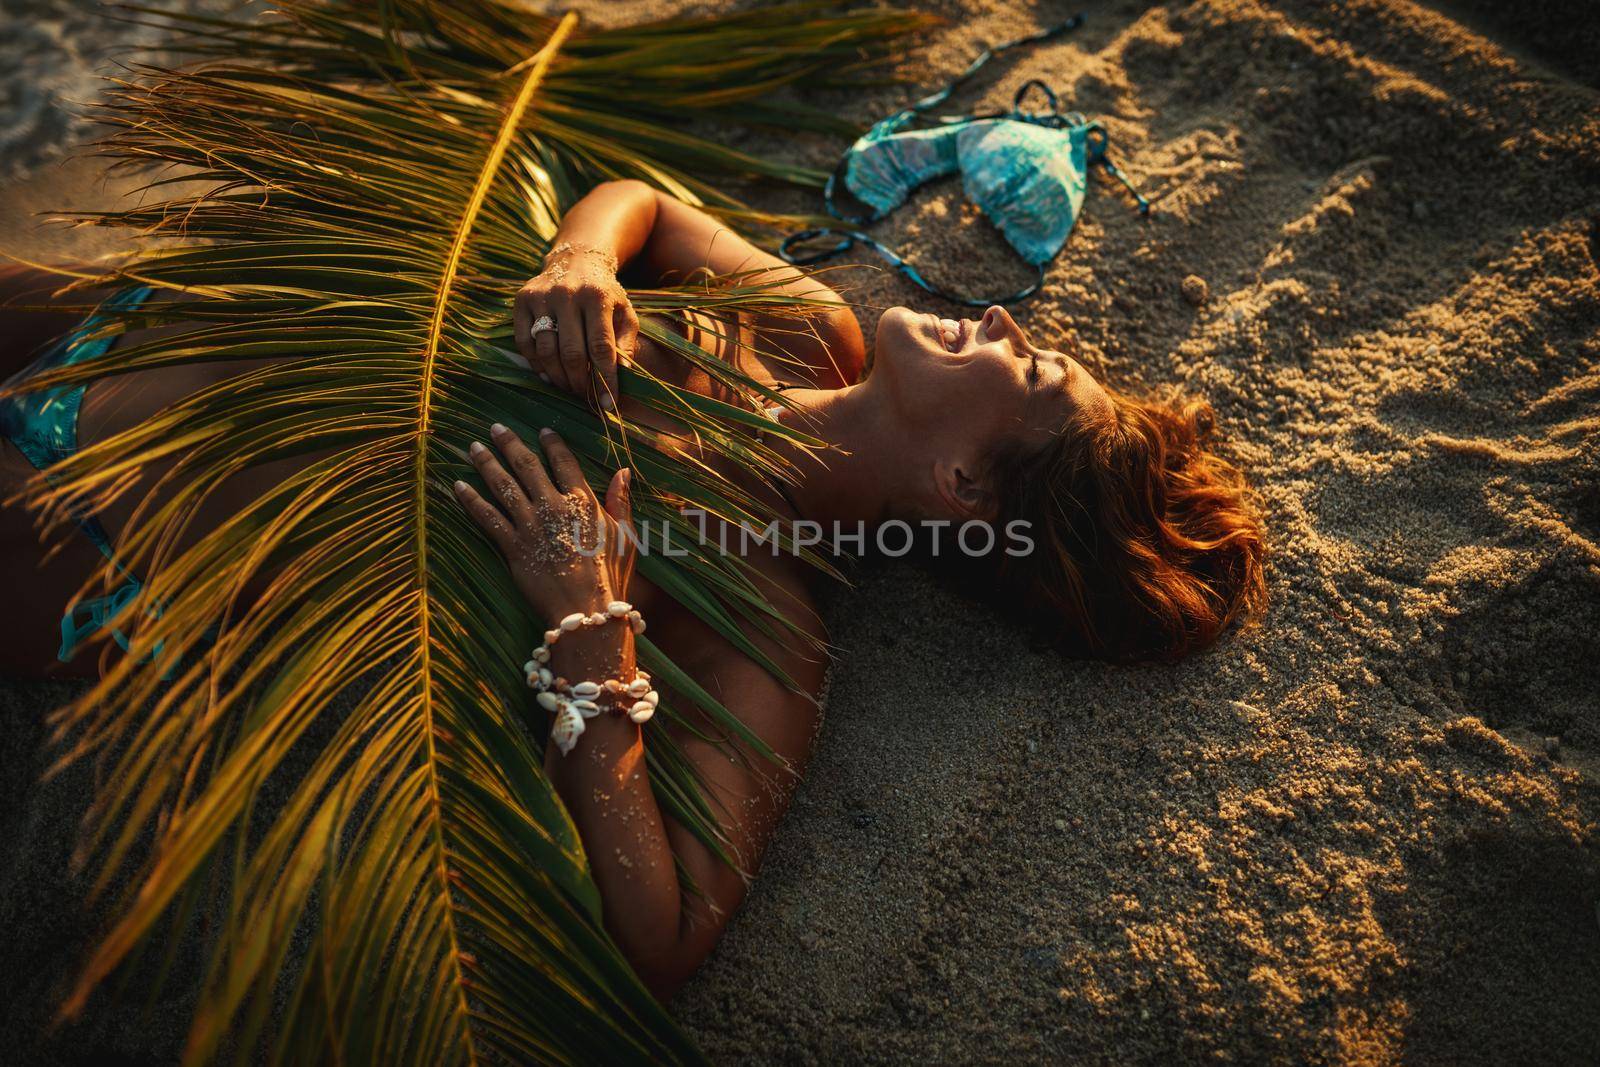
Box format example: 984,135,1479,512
0,181,1265,996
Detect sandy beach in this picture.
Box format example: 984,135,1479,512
2,0,1597,1063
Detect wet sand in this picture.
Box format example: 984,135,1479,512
2,1,1597,1063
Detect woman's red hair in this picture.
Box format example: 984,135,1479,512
983,388,1267,661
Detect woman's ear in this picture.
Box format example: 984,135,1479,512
933,457,997,521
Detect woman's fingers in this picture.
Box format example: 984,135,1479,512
538,428,586,494
517,281,630,410
589,303,620,410
489,423,556,504
615,301,640,367
603,467,632,527
468,439,535,526
530,294,561,387
605,466,635,553
460,428,636,586
604,467,636,573
452,480,516,555
554,298,591,401
513,285,542,370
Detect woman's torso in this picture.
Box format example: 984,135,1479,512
609,309,837,811
64,301,849,863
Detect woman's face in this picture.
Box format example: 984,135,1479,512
868,305,1112,514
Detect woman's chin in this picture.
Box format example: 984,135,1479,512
874,305,919,346
875,306,949,368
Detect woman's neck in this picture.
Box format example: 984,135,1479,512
767,382,905,531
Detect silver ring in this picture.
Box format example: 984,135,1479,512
532,314,557,335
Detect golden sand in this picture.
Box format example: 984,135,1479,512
645,1,1600,1062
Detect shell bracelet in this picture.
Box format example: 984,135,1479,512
523,600,658,756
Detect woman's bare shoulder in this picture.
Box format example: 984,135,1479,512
748,277,866,388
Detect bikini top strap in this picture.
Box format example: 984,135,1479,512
906,14,1086,117
1082,123,1152,215
778,228,1046,308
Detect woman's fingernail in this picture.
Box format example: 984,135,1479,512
490,422,508,436
539,427,554,438
599,395,615,411
620,468,630,489
538,372,551,383
453,480,468,493
469,441,486,456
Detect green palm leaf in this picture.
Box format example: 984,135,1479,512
4,2,931,1062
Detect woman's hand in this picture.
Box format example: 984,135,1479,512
452,424,636,623
514,246,640,411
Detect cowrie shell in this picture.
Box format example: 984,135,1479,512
570,681,601,699
570,699,601,718
607,600,631,617
536,691,560,712
550,706,585,755
627,702,655,724
559,613,585,632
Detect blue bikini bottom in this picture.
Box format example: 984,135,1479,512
0,286,157,662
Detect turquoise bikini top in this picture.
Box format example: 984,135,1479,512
780,15,1147,306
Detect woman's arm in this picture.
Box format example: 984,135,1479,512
452,423,800,997
537,617,806,997
515,181,864,406
538,611,691,983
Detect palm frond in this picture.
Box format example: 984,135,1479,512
4,2,931,1062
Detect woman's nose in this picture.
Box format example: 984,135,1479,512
981,305,1017,341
